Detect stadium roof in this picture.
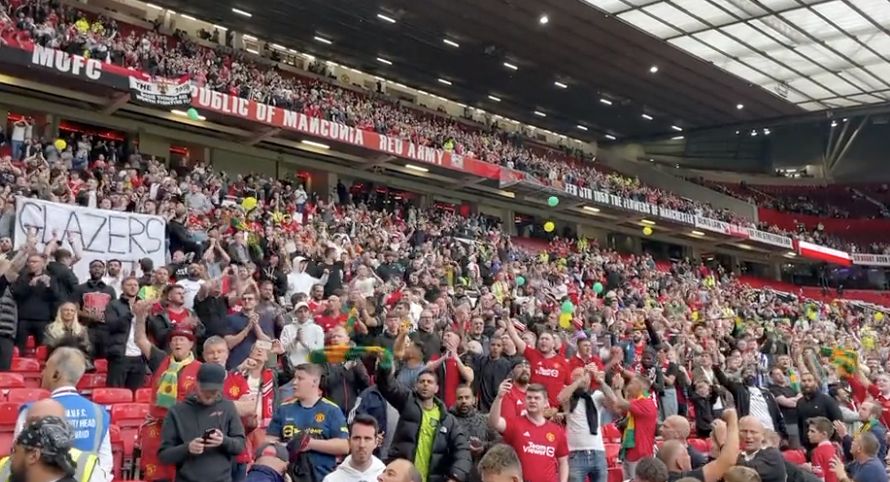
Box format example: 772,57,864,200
153,0,805,141
584,0,890,112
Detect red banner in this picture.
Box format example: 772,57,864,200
191,88,501,180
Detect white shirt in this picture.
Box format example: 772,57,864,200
15,387,112,482
748,387,775,432
279,319,325,367
566,390,606,451
323,455,386,482
101,275,122,296
287,272,321,299
176,278,204,310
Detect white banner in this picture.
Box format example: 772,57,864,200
851,253,890,267
748,229,793,249
14,198,167,280
129,76,191,108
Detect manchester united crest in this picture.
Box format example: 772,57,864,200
546,432,555,442
315,412,326,423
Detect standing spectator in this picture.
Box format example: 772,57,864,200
225,290,275,370
599,375,657,480
176,264,206,310
376,356,472,482
505,320,569,408
768,367,802,448
102,259,124,295
472,336,514,412
831,432,887,482
806,417,838,482
265,363,349,481
451,384,499,482
72,260,116,359
158,363,246,482
476,444,523,482
655,409,739,482
0,235,35,368
132,301,202,482
11,254,58,351
279,301,325,367
138,266,169,301
796,372,842,453
10,117,31,161
323,414,387,482
833,402,887,462
557,368,607,482
490,381,568,482
105,277,148,391
714,365,786,439
736,416,787,482
15,347,113,478
319,326,371,417
148,284,201,352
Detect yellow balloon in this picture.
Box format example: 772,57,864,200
643,226,653,236
691,311,699,322
544,221,555,232
54,139,67,151
241,196,258,211
559,312,572,329
876,312,885,322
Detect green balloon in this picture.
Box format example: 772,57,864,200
547,196,559,207
516,276,526,287
561,300,574,314
593,282,604,294
186,107,201,121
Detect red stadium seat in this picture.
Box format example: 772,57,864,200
6,388,50,403
35,346,48,363
9,358,40,388
134,388,153,404
92,388,133,406
111,403,149,427
687,438,711,454
11,347,18,358
783,449,807,464
110,424,124,480
601,423,621,444
0,402,21,431
24,336,35,357
76,373,107,396
0,373,26,392
93,359,108,373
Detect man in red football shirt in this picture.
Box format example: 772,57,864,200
499,359,531,421
506,319,570,407
599,374,658,480
489,380,569,482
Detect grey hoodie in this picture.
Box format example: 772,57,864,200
158,394,246,482
322,455,386,482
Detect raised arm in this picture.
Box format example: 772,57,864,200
488,379,511,434
701,408,740,482
132,300,155,359
503,317,527,354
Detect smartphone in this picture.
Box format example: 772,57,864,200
202,428,215,441
255,340,272,351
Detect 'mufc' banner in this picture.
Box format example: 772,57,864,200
130,76,191,109
14,198,167,280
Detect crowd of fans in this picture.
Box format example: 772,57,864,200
1,3,890,482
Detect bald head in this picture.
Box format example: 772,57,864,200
739,416,765,452
656,440,688,471
661,415,691,441
25,398,65,424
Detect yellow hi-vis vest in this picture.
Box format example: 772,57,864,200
0,447,97,482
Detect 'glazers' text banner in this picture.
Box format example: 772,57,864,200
192,88,501,180
13,197,167,280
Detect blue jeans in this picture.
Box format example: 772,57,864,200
569,449,607,482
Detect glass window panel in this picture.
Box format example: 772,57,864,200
798,101,827,111
848,93,886,103
708,0,766,17
760,45,821,73
821,97,858,107
853,32,890,60
743,56,798,80
789,77,837,99
795,43,846,68
842,68,889,91
617,9,682,37
684,0,738,26
779,7,841,39
579,0,633,13
811,71,862,96
667,35,723,61
863,63,890,82
825,37,880,66
642,2,708,31
811,1,870,32
762,82,812,103
692,29,742,56
848,0,890,24
721,60,770,84
719,23,783,52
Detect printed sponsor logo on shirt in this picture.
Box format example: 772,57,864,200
536,367,561,378
522,441,556,457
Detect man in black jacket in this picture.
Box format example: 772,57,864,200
11,254,59,351
796,372,843,453
375,355,472,482
159,363,246,482
73,260,117,359
714,365,787,440
104,277,144,391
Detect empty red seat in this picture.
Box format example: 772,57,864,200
92,388,133,406
111,403,149,427
24,336,35,357
76,373,107,395
34,346,48,363
6,388,49,404
0,373,25,392
109,424,124,480
93,359,108,373
135,388,153,404
10,358,41,388
608,467,623,482
0,402,21,431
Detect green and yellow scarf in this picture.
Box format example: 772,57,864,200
619,393,648,459
155,353,196,409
